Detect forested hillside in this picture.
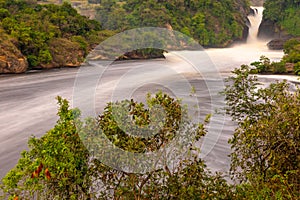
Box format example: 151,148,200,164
0,0,114,73
259,0,300,38
96,0,251,47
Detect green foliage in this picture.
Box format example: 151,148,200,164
252,39,300,75
1,97,91,199
95,0,250,47
250,55,271,73
283,39,300,65
223,65,300,199
263,0,300,36
294,62,300,75
0,0,104,68
98,92,183,153
271,61,286,74
283,39,300,54
1,93,234,199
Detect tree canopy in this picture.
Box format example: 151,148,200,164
263,0,300,36
0,0,114,68
95,0,250,47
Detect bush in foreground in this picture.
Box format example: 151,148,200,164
223,65,300,199
0,93,232,199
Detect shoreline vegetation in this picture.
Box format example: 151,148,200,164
250,38,300,76
0,0,251,74
0,0,299,75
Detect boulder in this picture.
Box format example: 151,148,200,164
267,36,294,50
267,39,286,50
285,63,294,73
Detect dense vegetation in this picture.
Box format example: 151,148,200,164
0,94,233,199
223,65,299,199
0,0,114,69
251,38,300,75
95,0,250,47
1,71,299,199
263,0,300,36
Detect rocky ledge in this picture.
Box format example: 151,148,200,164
267,38,288,50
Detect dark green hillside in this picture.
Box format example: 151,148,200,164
96,0,250,47
0,0,114,72
264,0,300,36
259,0,300,38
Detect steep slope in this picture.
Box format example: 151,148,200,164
0,0,114,73
258,0,300,39
0,28,28,73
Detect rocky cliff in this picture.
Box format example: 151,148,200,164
0,30,28,73
258,0,300,49
250,0,264,6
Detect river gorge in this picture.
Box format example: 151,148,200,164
0,5,299,180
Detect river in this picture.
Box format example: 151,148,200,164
0,7,298,179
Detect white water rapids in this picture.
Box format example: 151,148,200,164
0,7,298,179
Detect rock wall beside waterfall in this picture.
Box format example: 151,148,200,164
250,0,264,6
258,0,300,49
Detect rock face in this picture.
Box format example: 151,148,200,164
250,0,264,6
267,39,285,50
38,38,86,69
118,50,165,60
258,19,277,39
0,34,28,74
285,63,295,73
267,37,293,50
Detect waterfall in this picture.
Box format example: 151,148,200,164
247,7,264,44
202,6,283,73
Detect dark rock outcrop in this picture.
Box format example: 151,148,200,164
250,0,264,6
0,32,28,73
258,19,277,39
37,38,86,69
267,37,293,50
285,63,295,73
267,39,285,50
118,50,165,60
249,7,258,16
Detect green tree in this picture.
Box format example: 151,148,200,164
223,65,300,199
1,97,90,199
1,93,232,199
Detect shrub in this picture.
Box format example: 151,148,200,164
250,55,271,73
294,62,300,75
270,61,286,74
